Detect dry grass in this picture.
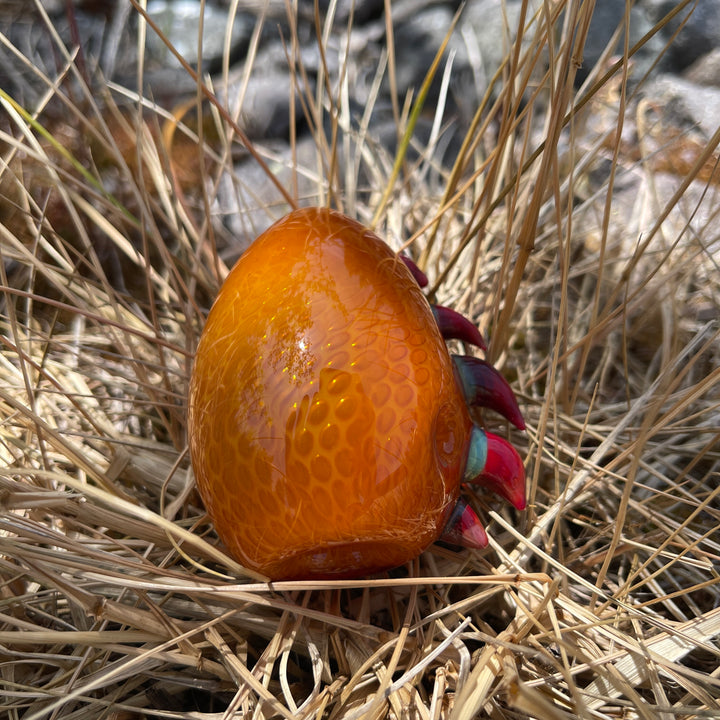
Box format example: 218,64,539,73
1,0,719,717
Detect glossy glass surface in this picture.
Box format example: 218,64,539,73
188,208,471,579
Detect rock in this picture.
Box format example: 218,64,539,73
642,0,720,71
575,0,662,87
384,1,537,127
452,0,528,113
684,48,720,88
216,136,320,259
145,0,255,72
225,69,308,140
384,4,459,107
644,74,720,139
316,0,385,26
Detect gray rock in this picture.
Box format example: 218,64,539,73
225,70,308,140
458,0,529,86
644,74,720,139
216,136,320,257
145,0,255,70
385,1,534,126
642,0,720,71
575,0,662,87
684,48,720,88
385,4,458,105
316,0,385,26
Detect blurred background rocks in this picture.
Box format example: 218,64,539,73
3,0,719,136
1,0,718,251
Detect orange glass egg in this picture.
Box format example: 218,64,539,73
188,207,525,580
